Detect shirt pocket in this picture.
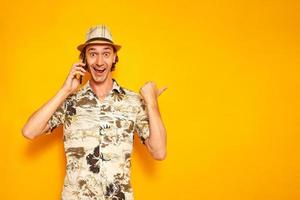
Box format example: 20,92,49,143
113,115,135,145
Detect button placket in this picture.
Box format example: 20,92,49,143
91,94,104,188
85,80,119,197
95,96,112,190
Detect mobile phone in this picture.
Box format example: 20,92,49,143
76,54,87,84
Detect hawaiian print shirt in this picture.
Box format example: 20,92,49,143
45,78,150,200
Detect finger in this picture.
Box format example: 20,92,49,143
72,63,86,70
73,71,84,79
71,66,87,74
70,67,77,74
71,70,84,76
74,69,85,75
158,86,168,96
74,66,87,72
73,71,84,77
78,62,86,66
75,62,86,67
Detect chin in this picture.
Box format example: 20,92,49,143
92,75,106,83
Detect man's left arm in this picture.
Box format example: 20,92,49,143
139,81,167,161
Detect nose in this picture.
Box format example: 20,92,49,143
95,55,104,66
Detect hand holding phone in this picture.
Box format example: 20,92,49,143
61,59,87,94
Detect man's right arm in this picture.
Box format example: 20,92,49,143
22,88,71,140
22,59,87,140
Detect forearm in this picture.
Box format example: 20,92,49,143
145,101,167,160
22,88,70,139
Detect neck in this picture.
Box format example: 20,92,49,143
89,77,113,97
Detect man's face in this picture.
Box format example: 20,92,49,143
85,44,116,83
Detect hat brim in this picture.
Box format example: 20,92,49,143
77,40,121,52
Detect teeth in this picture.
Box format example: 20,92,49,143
94,68,105,72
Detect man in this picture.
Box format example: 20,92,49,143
22,25,167,200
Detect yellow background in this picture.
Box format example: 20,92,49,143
1,0,300,199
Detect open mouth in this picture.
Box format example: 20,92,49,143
93,67,106,74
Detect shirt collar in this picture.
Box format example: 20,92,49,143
81,78,124,96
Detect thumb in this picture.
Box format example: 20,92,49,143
157,86,168,96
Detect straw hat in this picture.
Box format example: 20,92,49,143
77,25,121,52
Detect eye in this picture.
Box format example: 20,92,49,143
103,52,110,57
90,52,96,57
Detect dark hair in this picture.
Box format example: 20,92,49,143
79,45,119,71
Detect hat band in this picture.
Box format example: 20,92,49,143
85,37,113,44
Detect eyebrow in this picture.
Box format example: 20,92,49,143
87,48,95,51
87,47,113,52
103,47,113,50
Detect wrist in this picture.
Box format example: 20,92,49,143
59,87,71,97
145,99,159,109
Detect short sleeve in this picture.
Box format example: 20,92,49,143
45,100,66,135
135,97,150,144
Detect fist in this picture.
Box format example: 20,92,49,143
139,81,167,105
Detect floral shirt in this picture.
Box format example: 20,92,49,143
45,78,150,200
